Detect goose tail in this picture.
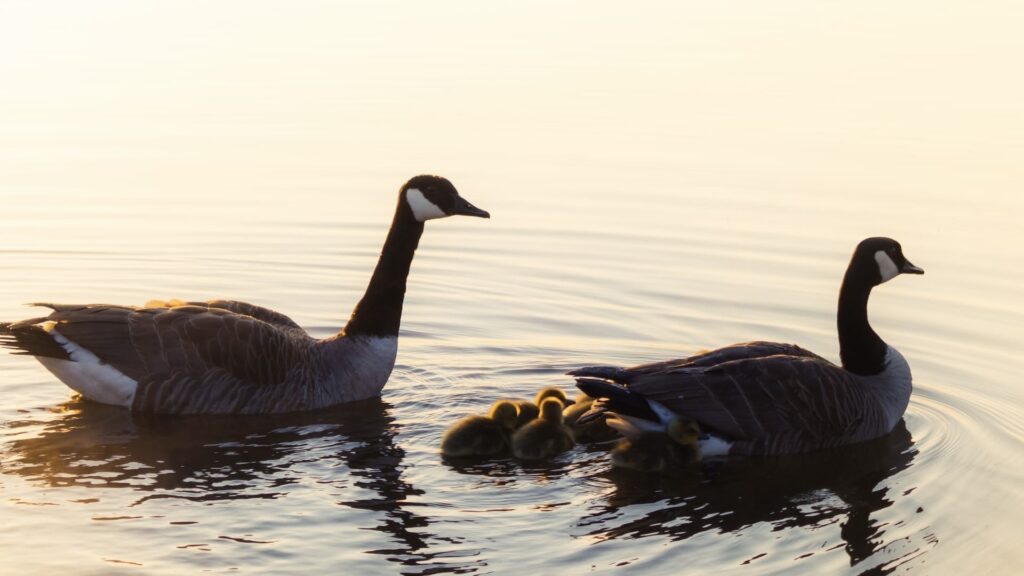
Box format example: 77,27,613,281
574,378,660,423
567,365,631,383
604,412,665,438
0,319,70,360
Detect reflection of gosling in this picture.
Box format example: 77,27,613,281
563,394,619,443
441,401,519,457
512,398,575,460
534,387,569,407
610,417,702,473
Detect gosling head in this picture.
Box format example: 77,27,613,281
489,400,520,430
539,398,565,423
666,417,701,445
514,401,539,428
401,175,490,222
852,237,924,286
534,387,568,407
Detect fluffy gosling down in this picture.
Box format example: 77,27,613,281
514,401,539,429
441,400,519,458
511,398,575,460
563,393,619,443
610,416,702,473
535,386,570,406
514,387,569,429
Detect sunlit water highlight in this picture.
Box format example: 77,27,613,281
2,2,1023,574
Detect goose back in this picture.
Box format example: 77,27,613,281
618,353,900,455
2,303,399,414
572,341,824,384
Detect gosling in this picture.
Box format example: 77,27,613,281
441,400,519,458
610,417,702,473
514,401,539,428
563,393,619,443
514,387,569,429
511,398,575,460
534,386,570,406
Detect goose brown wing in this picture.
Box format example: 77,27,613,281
140,299,305,334
41,304,315,412
190,300,304,334
629,355,876,453
626,341,824,377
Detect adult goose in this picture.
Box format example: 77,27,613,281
0,175,489,414
571,237,923,457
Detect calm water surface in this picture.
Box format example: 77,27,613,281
2,2,1023,574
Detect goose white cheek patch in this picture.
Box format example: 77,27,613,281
406,189,446,222
875,251,899,283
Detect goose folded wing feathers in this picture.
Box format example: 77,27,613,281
628,355,877,453
678,342,824,368
41,304,314,413
627,341,824,377
138,299,305,334
575,341,827,383
191,300,305,334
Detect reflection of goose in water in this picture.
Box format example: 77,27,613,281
585,421,930,571
4,398,398,495
1,398,479,572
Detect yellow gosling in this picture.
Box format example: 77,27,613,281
562,394,619,443
533,386,568,407
610,417,702,473
511,398,575,460
514,400,539,428
441,400,519,458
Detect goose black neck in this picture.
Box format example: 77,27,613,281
837,267,887,375
343,198,423,338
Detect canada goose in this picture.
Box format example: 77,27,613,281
511,398,575,460
572,237,923,457
562,393,619,443
0,175,489,414
440,400,519,458
610,416,702,473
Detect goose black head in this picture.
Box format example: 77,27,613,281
402,175,490,222
853,237,924,285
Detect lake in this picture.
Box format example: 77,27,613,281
1,1,1023,574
